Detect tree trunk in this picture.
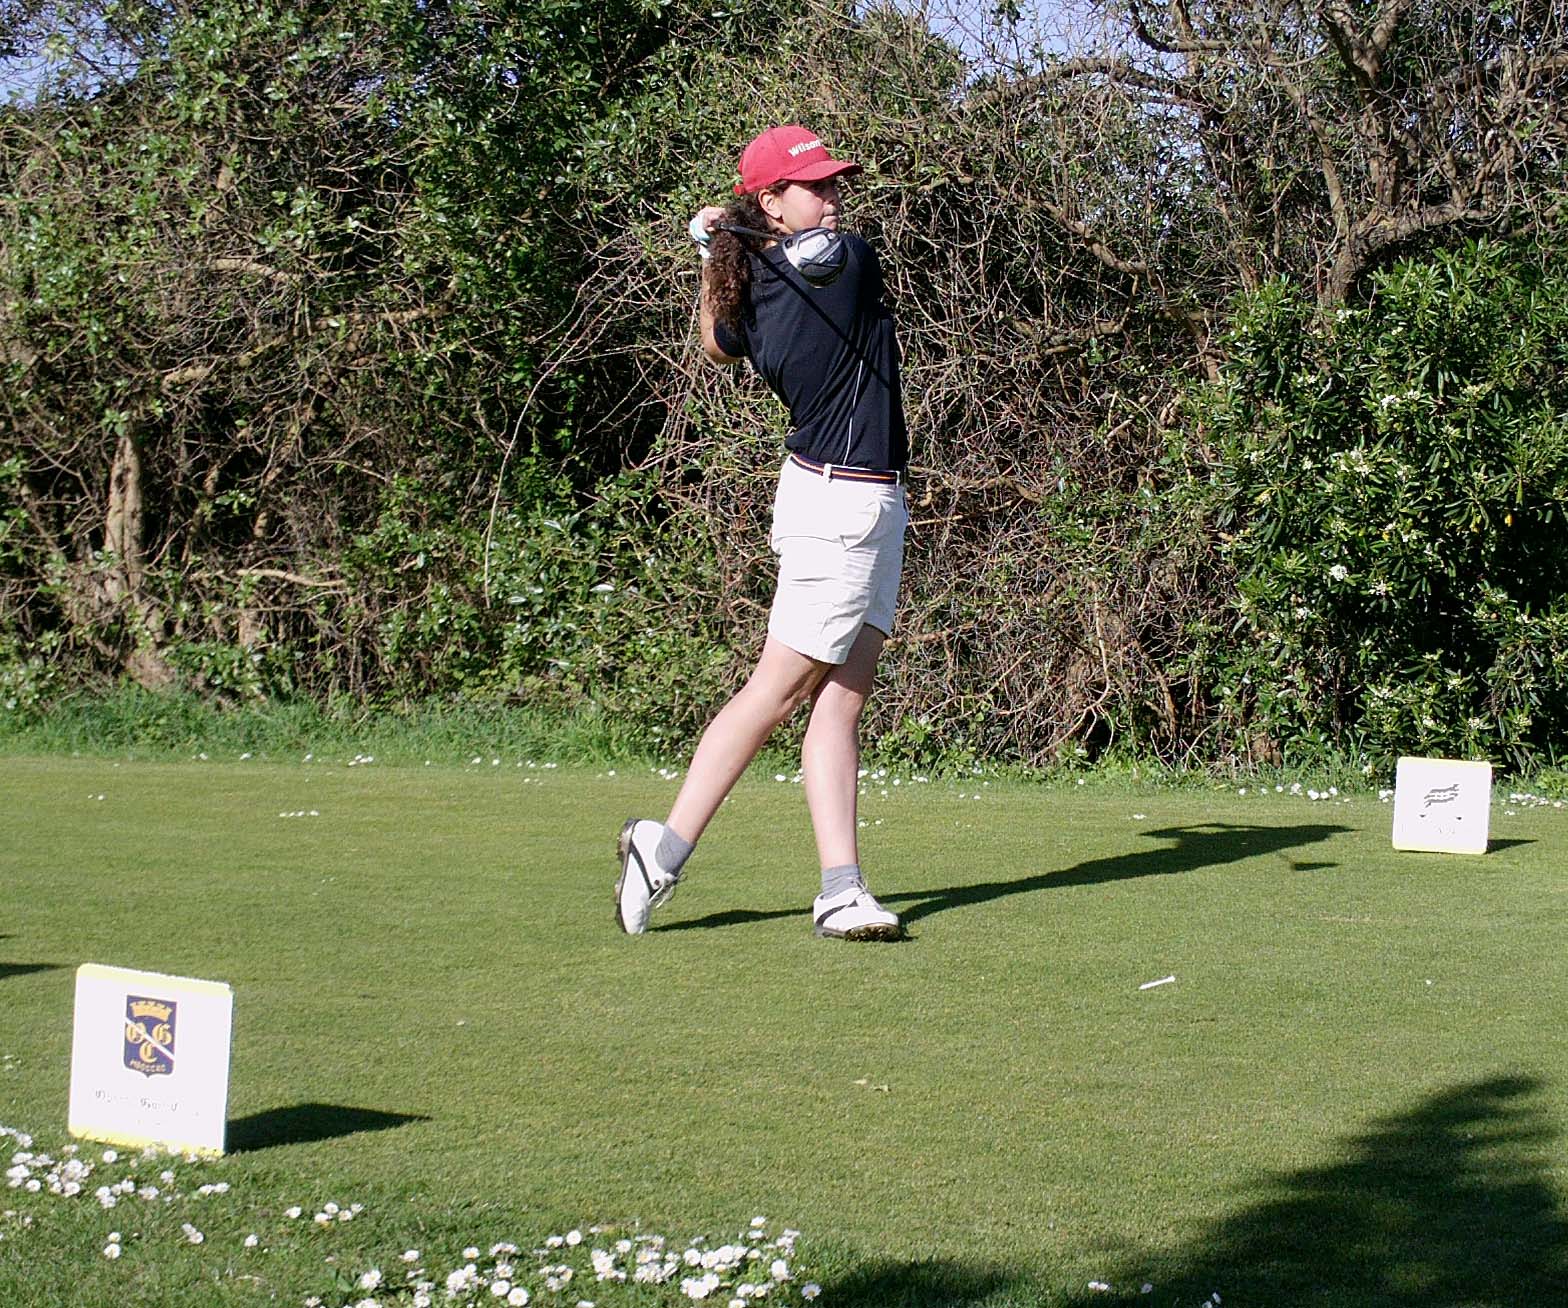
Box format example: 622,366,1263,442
104,428,177,690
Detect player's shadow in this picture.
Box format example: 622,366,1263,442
658,821,1350,932
888,821,1351,925
227,1102,429,1153
1054,1073,1568,1307
0,962,64,982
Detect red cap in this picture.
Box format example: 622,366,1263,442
734,125,861,196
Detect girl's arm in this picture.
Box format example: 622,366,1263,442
686,207,740,363
690,204,742,366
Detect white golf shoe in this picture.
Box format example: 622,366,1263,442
615,818,681,934
812,885,902,941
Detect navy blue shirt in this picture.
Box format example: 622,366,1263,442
712,232,907,472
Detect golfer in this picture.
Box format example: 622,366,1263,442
615,125,909,941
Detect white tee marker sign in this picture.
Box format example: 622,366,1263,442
1391,757,1492,855
68,964,234,1158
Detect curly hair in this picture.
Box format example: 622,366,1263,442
705,193,773,333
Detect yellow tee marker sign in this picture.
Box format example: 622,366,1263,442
1391,757,1492,856
69,964,234,1157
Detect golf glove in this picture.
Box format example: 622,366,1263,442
688,211,713,260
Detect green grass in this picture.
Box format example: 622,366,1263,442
3,754,1567,1306
0,690,657,769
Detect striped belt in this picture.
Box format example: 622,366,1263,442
789,451,902,485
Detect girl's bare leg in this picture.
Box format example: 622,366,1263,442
665,636,829,844
801,624,885,870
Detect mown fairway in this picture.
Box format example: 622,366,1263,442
4,755,1567,1306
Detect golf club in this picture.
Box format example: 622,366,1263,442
713,222,847,288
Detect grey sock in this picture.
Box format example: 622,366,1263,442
821,863,863,898
657,826,695,876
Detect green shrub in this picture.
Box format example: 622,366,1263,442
1201,239,1568,771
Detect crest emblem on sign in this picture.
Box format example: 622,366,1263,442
124,995,176,1077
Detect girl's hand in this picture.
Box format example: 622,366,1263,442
688,206,727,257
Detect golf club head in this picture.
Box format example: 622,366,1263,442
712,222,846,288
781,226,846,287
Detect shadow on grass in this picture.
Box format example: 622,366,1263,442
1060,1074,1567,1308
659,821,1352,933
892,821,1352,926
227,1103,429,1153
0,962,64,982
824,1257,1020,1307
655,908,789,933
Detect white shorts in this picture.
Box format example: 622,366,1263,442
767,455,908,665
